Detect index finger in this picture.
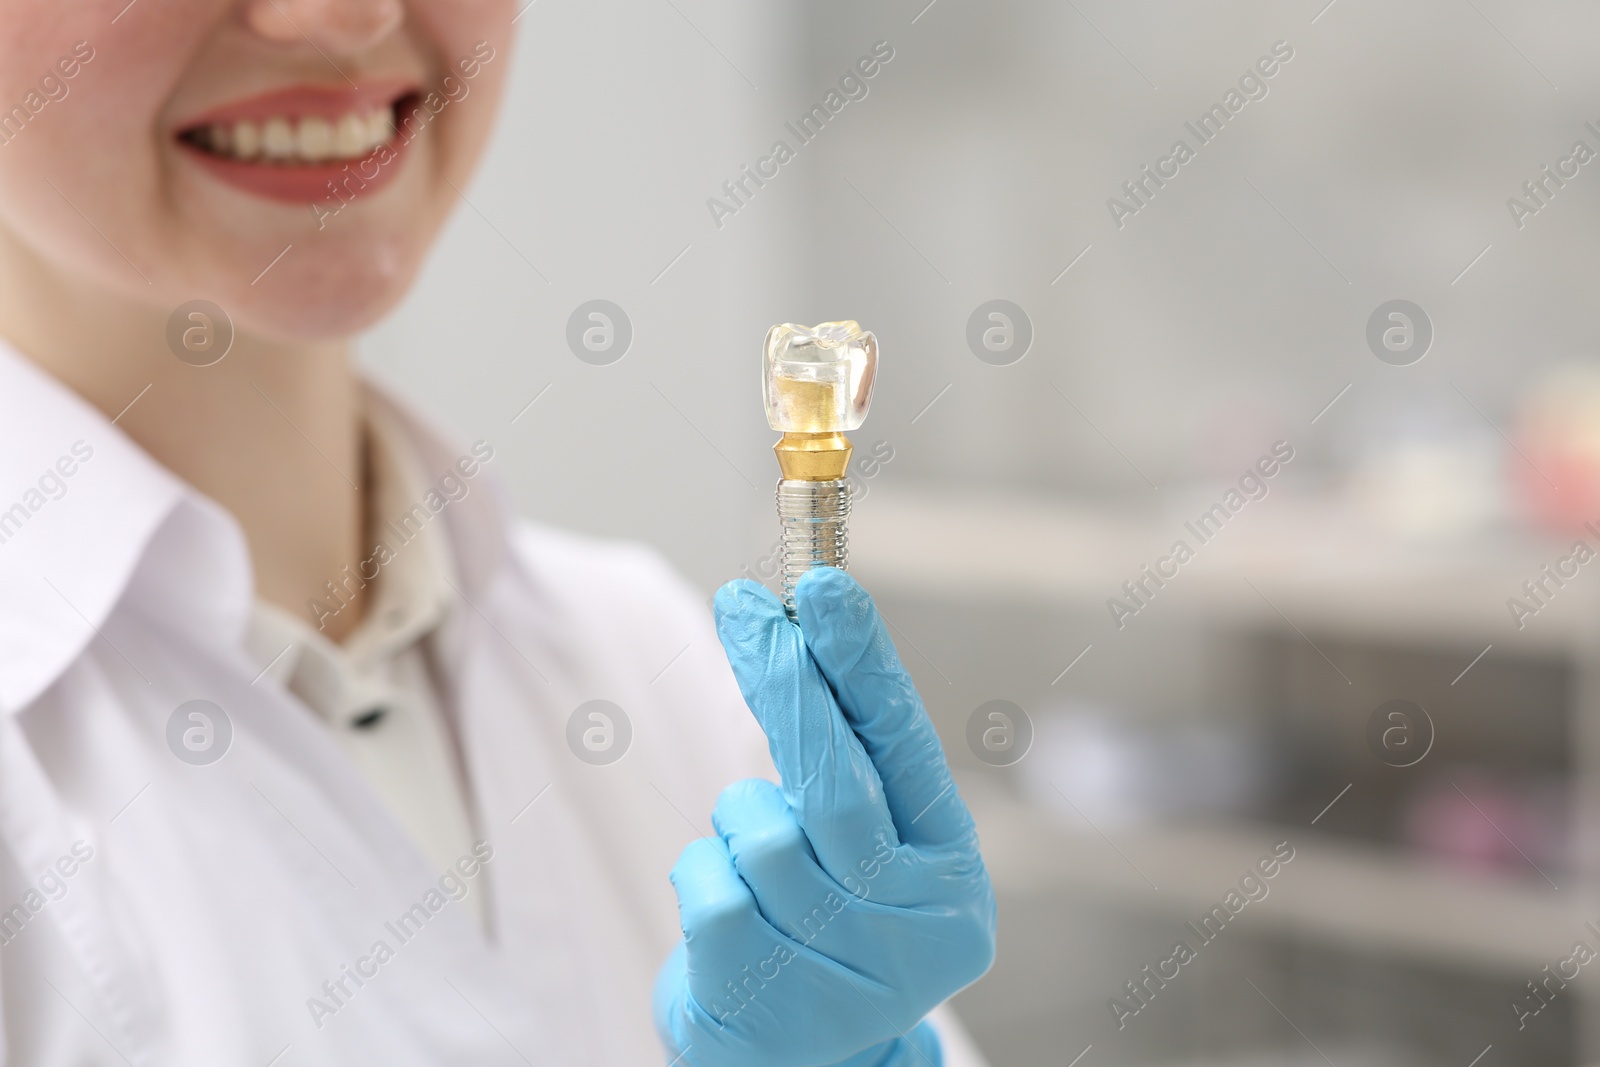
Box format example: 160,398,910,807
713,579,898,881
796,567,976,849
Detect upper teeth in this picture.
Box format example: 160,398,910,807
198,109,396,164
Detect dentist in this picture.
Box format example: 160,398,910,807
0,0,994,1064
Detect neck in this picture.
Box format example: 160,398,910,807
0,236,369,641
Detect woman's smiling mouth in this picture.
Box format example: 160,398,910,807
186,109,396,164
175,80,421,203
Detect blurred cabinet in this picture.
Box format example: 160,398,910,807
856,484,1600,1066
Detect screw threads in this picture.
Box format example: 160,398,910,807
776,479,851,619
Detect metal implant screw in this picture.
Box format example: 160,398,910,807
777,479,850,618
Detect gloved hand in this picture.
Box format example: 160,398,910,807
654,568,996,1067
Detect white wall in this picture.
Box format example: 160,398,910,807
363,0,807,591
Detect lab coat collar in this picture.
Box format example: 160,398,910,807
0,343,248,714
0,339,509,716
362,382,508,602
242,395,464,729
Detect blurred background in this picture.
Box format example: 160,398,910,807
364,1,1600,1063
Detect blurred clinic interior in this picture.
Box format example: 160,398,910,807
370,1,1600,1063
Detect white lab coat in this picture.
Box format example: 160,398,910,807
0,345,985,1066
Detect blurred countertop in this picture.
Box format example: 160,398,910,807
854,482,1600,655
964,778,1591,975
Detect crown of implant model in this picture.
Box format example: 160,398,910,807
764,321,878,482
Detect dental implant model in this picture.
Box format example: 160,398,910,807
763,320,879,619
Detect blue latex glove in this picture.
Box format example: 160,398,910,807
653,568,996,1067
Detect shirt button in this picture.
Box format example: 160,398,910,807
351,706,387,730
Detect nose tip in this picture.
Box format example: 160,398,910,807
245,0,403,54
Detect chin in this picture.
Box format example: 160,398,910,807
162,99,458,344
205,224,429,342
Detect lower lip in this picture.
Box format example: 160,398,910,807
177,134,410,205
